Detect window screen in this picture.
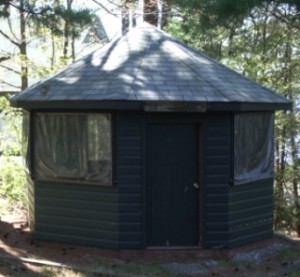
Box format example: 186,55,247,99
22,110,30,172
34,113,112,185
234,113,274,185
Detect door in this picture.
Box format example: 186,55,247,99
147,124,200,247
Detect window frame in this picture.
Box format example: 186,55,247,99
232,112,274,186
22,110,31,174
32,111,114,186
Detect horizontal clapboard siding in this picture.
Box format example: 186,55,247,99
27,111,274,250
34,182,118,248
27,175,35,230
204,116,231,248
116,114,144,248
228,179,273,248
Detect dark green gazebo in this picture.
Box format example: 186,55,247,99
10,24,291,249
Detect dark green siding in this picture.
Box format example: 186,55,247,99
116,115,144,248
228,179,273,248
204,117,231,248
115,113,233,249
33,182,118,248
28,111,274,249
27,176,35,230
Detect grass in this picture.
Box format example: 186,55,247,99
289,269,300,277
221,258,255,269
278,248,300,262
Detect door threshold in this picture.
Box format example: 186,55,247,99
146,246,203,250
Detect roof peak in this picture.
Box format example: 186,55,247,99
10,26,291,111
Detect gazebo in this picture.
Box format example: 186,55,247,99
10,25,291,249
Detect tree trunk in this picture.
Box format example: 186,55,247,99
51,31,55,69
290,113,300,235
71,29,75,62
63,0,73,60
143,0,170,28
274,121,287,231
283,25,300,235
143,0,158,25
121,1,130,35
121,0,136,35
20,0,28,90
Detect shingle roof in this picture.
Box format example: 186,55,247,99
10,24,291,111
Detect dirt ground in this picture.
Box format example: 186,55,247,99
0,204,300,276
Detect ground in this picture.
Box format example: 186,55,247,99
0,200,300,277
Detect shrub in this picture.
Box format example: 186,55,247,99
0,157,27,208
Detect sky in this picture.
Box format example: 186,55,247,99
0,0,119,91
0,0,146,91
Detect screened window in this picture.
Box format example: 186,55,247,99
34,113,112,185
234,113,274,185
22,110,30,172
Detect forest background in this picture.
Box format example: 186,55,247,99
0,0,299,238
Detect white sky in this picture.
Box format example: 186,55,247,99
0,0,145,91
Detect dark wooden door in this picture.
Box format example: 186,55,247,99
147,124,199,247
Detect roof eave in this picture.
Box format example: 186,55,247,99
206,101,292,112
9,99,143,111
10,99,292,112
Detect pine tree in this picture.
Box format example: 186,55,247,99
0,0,93,90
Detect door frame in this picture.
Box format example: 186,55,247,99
197,123,205,246
144,122,204,248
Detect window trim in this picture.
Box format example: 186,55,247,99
232,112,274,186
32,111,114,186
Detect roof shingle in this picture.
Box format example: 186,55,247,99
10,24,291,111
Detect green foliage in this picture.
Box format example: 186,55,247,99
0,0,95,90
0,157,27,206
31,4,95,39
220,259,255,271
174,0,300,30
0,97,22,156
0,96,26,208
166,11,230,60
167,1,300,235
274,185,295,232
279,248,300,265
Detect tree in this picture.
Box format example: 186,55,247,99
0,95,27,208
183,0,300,28
0,0,11,17
90,0,170,31
140,0,170,28
0,0,94,91
167,1,300,235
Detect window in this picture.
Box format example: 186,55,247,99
234,113,274,185
22,110,30,172
34,113,112,185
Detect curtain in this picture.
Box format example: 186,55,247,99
34,113,111,185
234,113,274,185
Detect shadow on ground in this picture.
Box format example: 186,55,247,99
0,213,300,276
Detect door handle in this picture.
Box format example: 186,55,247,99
193,183,199,189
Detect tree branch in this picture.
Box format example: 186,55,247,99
0,64,21,75
91,0,118,17
105,0,121,8
0,79,20,89
7,17,19,43
270,7,300,30
0,56,10,63
0,28,20,47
